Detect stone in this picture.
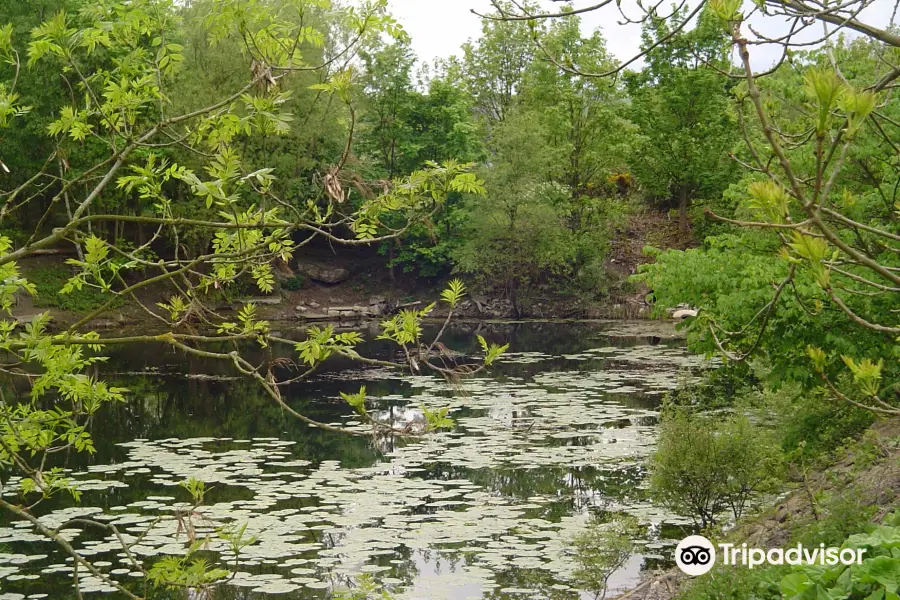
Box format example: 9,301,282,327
295,263,350,284
368,295,386,306
298,311,328,320
672,309,698,320
328,305,376,317
307,301,320,308
472,294,489,312
238,296,281,306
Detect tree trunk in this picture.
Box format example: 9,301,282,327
509,278,521,319
388,244,396,287
678,185,689,232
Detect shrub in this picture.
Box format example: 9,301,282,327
765,384,875,461
793,490,878,548
650,408,783,528
780,513,900,600
676,562,786,600
281,275,305,291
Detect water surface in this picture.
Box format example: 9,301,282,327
0,320,708,600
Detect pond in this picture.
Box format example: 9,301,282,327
0,320,711,600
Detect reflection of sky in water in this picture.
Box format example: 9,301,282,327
0,321,710,599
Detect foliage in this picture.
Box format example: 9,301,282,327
2,0,898,595
635,33,899,416
29,264,123,312
421,405,454,432
280,274,305,291
147,547,229,589
0,1,512,597
624,9,739,232
453,111,618,310
676,562,787,600
760,382,875,460
650,407,783,528
461,1,537,125
793,490,879,549
780,513,900,600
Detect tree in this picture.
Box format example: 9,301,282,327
0,1,507,597
490,0,899,415
357,50,483,278
570,515,639,600
624,10,738,232
461,0,538,126
524,15,632,208
650,408,782,528
358,40,417,179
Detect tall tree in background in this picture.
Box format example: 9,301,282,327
358,40,416,179
462,1,537,126
524,16,632,217
625,11,738,232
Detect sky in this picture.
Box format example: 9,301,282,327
387,0,643,66
386,0,896,71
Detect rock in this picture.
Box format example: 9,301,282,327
238,296,281,306
472,294,489,312
308,301,320,308
328,305,377,317
672,309,698,320
298,311,329,320
296,262,350,284
368,295,386,306
92,318,119,329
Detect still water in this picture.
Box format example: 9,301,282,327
0,320,709,599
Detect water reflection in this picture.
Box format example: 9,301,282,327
0,320,708,599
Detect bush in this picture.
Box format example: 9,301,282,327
281,275,305,291
780,512,900,599
793,490,878,548
676,562,786,600
766,384,875,461
29,264,122,313
650,408,783,528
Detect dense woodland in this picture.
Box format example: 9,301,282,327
0,0,898,598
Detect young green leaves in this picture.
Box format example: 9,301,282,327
477,335,509,367
441,278,467,309
841,355,883,398
786,232,831,288
340,386,367,417
746,180,790,224
295,326,363,366
422,405,454,432
352,161,486,241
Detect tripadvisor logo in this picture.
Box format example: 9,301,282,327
674,536,867,576
675,535,716,576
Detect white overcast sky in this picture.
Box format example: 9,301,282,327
387,0,644,66
386,0,896,72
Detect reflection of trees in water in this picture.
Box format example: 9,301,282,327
482,565,580,600
0,322,688,599
83,372,384,468
408,462,649,520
